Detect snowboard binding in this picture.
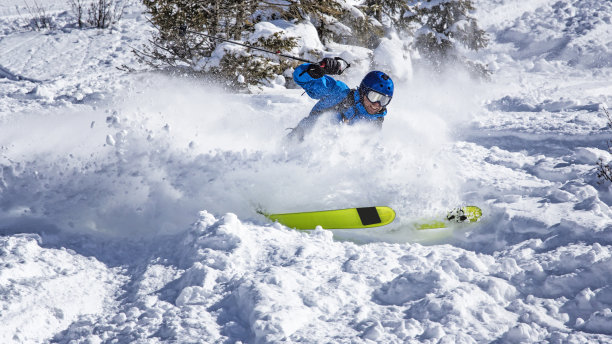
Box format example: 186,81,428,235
446,206,482,223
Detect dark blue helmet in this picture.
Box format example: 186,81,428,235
359,71,394,97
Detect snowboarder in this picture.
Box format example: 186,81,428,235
288,57,394,141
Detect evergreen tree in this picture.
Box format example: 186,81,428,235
134,0,490,87
362,0,489,75
136,0,302,88
400,0,489,75
136,0,385,88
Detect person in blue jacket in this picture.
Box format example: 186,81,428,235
288,57,394,141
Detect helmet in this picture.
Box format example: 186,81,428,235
359,71,394,97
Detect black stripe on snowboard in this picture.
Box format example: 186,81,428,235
356,207,382,226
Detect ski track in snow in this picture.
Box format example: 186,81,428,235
1,0,612,343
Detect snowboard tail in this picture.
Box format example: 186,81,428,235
414,206,482,230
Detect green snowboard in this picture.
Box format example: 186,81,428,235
259,206,482,230
259,206,396,230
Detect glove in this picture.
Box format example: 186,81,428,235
320,57,342,75
305,57,342,78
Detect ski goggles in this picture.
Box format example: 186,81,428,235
365,90,392,106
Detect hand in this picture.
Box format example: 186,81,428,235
319,57,342,75
305,64,324,78
305,57,343,78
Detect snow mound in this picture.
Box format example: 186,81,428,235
0,235,123,343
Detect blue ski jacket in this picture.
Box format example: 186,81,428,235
290,63,386,140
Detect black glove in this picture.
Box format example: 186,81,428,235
305,57,342,78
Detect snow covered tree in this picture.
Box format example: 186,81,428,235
207,32,299,88
407,0,488,74
371,0,489,75
136,0,490,87
137,0,252,67
363,0,405,23
286,0,384,48
136,0,301,88
135,0,388,88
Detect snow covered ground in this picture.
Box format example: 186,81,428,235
1,0,612,342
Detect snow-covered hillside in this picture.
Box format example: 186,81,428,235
1,0,612,343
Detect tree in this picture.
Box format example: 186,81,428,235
136,0,367,88
135,0,490,87
382,0,489,75
138,0,257,69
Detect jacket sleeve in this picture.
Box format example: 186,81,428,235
293,63,350,100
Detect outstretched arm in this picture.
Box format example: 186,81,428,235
292,58,347,99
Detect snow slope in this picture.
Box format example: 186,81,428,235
2,0,612,342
